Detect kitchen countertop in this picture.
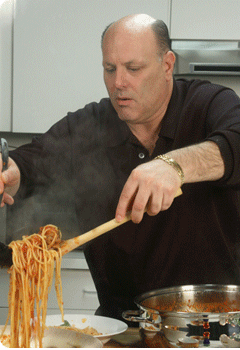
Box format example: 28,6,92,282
104,328,178,348
104,328,224,348
104,328,177,348
104,328,143,348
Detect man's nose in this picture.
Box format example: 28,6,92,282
114,69,127,89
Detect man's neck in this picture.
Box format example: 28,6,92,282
126,80,173,155
127,117,163,155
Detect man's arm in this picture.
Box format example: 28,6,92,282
167,141,224,183
115,141,224,224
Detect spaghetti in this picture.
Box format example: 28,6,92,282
0,224,64,348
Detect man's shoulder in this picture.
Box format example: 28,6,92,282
63,98,127,146
68,98,115,121
175,78,229,94
175,78,233,104
66,98,120,136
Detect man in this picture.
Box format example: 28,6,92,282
1,14,240,321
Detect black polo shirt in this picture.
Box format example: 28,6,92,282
9,79,240,321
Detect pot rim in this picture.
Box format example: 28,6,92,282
134,284,240,317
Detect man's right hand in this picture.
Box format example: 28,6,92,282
0,157,21,207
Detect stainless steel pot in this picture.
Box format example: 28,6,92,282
122,284,240,347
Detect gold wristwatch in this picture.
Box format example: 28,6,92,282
154,154,185,186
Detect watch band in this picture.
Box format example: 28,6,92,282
154,154,185,186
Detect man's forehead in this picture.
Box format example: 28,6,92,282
102,33,160,67
103,27,156,53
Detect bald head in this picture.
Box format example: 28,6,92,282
115,14,156,30
101,14,171,57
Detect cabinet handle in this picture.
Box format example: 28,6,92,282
83,289,97,295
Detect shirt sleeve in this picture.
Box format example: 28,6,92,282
205,88,240,187
9,115,72,199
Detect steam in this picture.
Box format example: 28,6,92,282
7,134,119,244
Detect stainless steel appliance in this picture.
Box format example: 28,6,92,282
172,40,240,76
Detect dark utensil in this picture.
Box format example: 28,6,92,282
0,138,9,204
0,138,12,267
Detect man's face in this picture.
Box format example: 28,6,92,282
102,26,174,125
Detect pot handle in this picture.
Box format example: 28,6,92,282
122,310,161,325
122,310,146,323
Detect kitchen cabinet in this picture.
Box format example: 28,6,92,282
0,251,99,325
0,0,13,132
12,0,169,133
170,0,240,40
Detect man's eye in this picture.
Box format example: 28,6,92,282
105,67,115,73
128,67,140,72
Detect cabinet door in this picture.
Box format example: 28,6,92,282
0,267,99,325
0,0,13,131
48,269,100,311
12,0,169,133
170,0,240,40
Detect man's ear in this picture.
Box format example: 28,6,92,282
164,51,176,80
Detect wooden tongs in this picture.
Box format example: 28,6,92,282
60,187,182,256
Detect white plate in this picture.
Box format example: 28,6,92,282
46,314,128,344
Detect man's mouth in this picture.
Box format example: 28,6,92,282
117,96,131,100
116,97,133,106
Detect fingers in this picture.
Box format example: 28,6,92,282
116,168,159,224
130,180,174,223
146,188,174,216
115,177,138,222
1,192,14,207
116,160,182,224
0,157,20,206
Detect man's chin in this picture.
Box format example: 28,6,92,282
112,103,140,123
117,111,138,123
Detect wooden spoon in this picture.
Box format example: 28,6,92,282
60,187,182,255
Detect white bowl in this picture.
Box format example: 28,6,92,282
0,325,103,348
46,314,128,344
